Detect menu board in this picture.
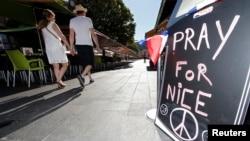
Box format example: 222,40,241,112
155,0,250,141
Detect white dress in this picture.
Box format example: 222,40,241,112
41,22,68,64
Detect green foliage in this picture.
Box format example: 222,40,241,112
76,0,136,46
112,56,121,62
56,0,65,6
94,56,102,64
127,42,140,53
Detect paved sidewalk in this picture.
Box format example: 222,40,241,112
0,59,173,141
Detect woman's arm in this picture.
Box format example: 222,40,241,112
52,23,70,49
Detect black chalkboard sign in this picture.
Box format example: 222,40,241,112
155,0,250,141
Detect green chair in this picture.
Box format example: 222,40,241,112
94,56,104,71
5,49,47,87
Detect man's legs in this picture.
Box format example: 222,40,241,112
78,65,92,88
87,72,92,80
81,65,92,77
76,45,95,87
87,71,94,83
87,72,94,82
80,65,94,84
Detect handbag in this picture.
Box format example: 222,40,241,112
45,27,67,51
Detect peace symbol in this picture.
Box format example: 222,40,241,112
170,107,199,140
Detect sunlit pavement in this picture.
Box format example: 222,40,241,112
0,59,173,141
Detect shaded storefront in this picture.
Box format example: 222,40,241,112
0,0,138,87
1,0,136,57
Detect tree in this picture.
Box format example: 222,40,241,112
56,0,65,6
76,0,136,47
127,42,140,53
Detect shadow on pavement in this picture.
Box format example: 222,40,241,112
0,81,55,98
0,87,82,137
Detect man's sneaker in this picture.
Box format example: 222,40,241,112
77,75,85,88
89,79,94,84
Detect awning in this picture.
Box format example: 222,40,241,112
0,0,75,27
0,26,36,32
0,0,36,25
94,30,138,57
16,0,75,16
95,30,124,48
145,19,168,38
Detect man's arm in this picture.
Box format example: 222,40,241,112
90,28,101,52
69,28,76,55
69,28,75,50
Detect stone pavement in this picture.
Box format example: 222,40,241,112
0,59,173,141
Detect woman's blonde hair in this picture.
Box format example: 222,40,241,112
37,9,55,29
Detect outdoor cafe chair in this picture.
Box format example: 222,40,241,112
0,53,12,87
5,49,47,87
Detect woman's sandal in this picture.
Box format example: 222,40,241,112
57,81,67,88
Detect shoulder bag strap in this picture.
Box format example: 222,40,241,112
46,27,60,41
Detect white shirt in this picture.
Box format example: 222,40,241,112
69,16,94,46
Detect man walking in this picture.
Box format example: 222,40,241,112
69,4,101,89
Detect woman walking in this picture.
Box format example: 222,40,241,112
38,9,73,88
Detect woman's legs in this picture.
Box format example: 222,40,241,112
53,63,60,82
53,62,68,87
58,62,68,84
